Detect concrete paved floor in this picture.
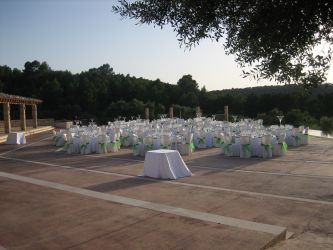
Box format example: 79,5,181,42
0,131,332,249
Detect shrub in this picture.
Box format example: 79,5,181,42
285,109,317,127
256,108,283,126
320,116,333,135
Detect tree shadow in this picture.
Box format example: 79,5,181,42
84,176,160,193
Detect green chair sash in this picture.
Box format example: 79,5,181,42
262,143,272,152
186,142,195,151
99,142,107,151
241,143,251,154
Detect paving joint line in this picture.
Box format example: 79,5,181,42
0,135,53,156
188,165,333,180
1,155,333,206
0,170,287,238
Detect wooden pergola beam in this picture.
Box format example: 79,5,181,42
1,92,43,133
0,93,42,105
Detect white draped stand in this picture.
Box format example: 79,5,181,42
6,132,26,144
143,149,192,180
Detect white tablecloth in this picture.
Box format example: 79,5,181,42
143,149,192,179
6,132,26,144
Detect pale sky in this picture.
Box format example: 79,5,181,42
0,0,332,91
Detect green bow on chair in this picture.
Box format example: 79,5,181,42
198,138,205,145
110,141,118,150
63,141,72,150
303,134,310,142
80,143,89,150
214,137,223,146
120,136,129,145
145,144,153,151
99,142,107,152
293,134,301,144
241,143,251,154
223,144,232,154
262,143,272,152
279,142,288,152
186,142,195,151
132,143,139,151
53,137,59,144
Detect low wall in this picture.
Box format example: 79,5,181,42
54,121,73,129
0,118,55,128
308,129,333,139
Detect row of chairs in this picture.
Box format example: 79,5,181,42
52,131,121,155
220,130,309,158
131,133,195,156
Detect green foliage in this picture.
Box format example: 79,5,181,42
320,117,333,134
173,105,195,119
113,0,333,87
256,108,283,126
285,109,318,127
0,61,332,127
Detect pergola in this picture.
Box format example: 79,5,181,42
0,93,42,133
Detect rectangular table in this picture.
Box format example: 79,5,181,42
143,149,192,180
6,132,26,144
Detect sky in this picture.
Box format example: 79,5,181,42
1,0,332,91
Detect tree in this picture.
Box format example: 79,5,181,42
113,1,333,87
177,75,199,106
177,74,199,92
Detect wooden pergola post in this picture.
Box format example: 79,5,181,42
3,102,11,133
145,107,149,120
20,104,26,131
224,105,229,121
32,104,38,128
169,106,174,119
195,106,201,115
1,93,42,134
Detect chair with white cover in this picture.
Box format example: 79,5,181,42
273,132,288,156
231,136,240,157
213,131,223,148
101,126,107,134
181,133,194,155
215,132,225,152
289,128,301,146
175,135,184,152
223,134,233,156
97,134,109,154
205,132,214,148
121,131,131,147
80,134,91,155
160,134,171,149
170,136,178,150
196,131,206,149
301,127,309,145
240,135,251,158
261,134,273,158
66,134,79,154
60,132,69,150
108,133,119,153
141,136,154,156
56,132,67,147
52,130,59,145
132,134,140,156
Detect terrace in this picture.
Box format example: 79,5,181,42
0,131,332,249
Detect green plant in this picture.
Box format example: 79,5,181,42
285,109,318,127
320,116,333,135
